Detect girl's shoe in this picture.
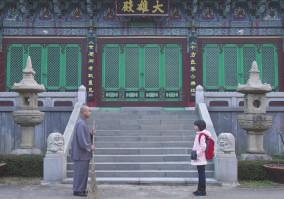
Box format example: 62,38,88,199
193,191,206,196
193,190,199,195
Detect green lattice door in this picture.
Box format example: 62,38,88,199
203,44,278,91
102,44,182,102
6,44,81,90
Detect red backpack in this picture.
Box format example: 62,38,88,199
198,133,215,160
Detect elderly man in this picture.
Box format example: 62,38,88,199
71,105,95,197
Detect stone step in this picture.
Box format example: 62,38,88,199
67,162,214,170
91,154,192,162
95,136,194,142
90,115,198,121
66,170,215,178
64,109,217,184
92,108,194,111
62,177,219,185
94,130,195,137
90,110,197,118
88,147,193,155
93,122,194,131
90,119,197,124
94,141,193,148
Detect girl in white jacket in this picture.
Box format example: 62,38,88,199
191,120,212,196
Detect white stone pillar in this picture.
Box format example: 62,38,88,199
195,85,205,104
78,85,86,104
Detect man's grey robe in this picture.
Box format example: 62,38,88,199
71,117,92,192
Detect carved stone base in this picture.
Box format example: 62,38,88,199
12,148,42,155
240,153,272,161
44,153,66,182
215,154,238,184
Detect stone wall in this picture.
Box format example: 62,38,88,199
0,90,83,154
0,108,72,154
210,110,284,156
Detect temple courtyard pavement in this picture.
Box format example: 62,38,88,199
0,183,284,199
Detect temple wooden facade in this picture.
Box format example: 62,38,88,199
0,0,283,107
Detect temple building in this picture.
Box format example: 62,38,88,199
1,0,284,184
0,0,282,107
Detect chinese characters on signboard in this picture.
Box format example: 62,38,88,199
87,40,95,99
116,0,169,16
189,41,197,96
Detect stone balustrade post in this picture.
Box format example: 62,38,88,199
195,85,205,105
78,85,86,104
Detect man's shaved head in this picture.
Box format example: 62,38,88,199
80,105,89,113
80,105,92,119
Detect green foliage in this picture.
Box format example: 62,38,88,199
0,177,41,185
238,160,284,181
272,155,284,160
239,180,279,188
0,155,43,177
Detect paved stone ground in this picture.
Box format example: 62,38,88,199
0,184,284,199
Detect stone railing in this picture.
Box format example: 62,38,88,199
0,91,77,110
63,102,84,156
0,85,87,111
196,103,218,143
195,86,284,111
61,85,86,155
62,86,86,179
0,92,18,107
38,92,78,108
195,85,218,141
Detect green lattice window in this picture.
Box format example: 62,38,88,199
6,44,82,91
102,44,182,102
203,44,278,91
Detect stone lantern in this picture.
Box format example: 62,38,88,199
237,61,272,160
12,56,45,154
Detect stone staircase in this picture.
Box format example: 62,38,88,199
64,108,216,184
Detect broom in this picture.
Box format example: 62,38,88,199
87,121,99,199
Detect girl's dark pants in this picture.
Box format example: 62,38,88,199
197,165,206,192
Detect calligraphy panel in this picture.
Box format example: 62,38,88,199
116,0,169,16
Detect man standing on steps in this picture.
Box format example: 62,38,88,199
71,105,96,197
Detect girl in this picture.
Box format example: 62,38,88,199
191,120,212,196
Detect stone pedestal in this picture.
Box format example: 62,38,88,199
12,148,42,155
247,132,265,153
12,110,44,154
215,154,238,184
44,132,65,183
215,133,238,185
20,126,35,149
44,153,66,182
240,153,272,161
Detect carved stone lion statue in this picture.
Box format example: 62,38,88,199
218,133,235,154
47,132,64,154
